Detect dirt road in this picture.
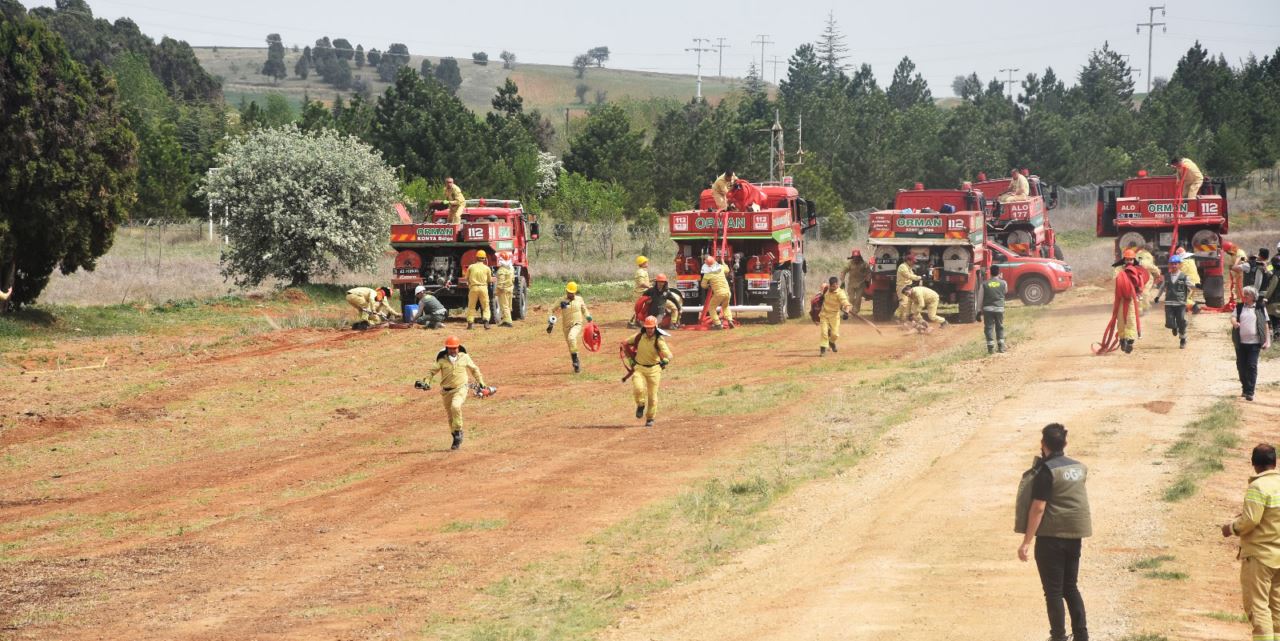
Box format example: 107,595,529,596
605,293,1263,641
1,290,1265,640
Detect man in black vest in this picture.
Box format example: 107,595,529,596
1017,423,1092,641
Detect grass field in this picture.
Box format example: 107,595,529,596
195,47,744,118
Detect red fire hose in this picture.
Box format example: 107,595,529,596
1092,266,1145,355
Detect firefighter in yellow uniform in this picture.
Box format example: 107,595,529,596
895,255,923,321
818,276,853,356
1114,248,1142,352
555,281,592,373
1170,157,1203,200
839,249,870,315
1136,245,1161,311
1226,241,1248,305
345,286,396,327
904,284,947,327
419,335,485,451
444,177,466,224
711,170,736,211
631,255,651,327
494,251,516,327
998,168,1030,203
465,251,492,329
700,255,734,328
627,316,672,427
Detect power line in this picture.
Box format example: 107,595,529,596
751,34,773,80
685,38,713,99
998,67,1020,100
713,37,731,78
768,55,784,85
1136,4,1167,94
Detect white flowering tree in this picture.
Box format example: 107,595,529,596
535,151,563,199
201,126,399,287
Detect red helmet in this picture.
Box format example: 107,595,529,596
850,249,862,258
444,336,461,349
643,316,658,329
1122,248,1137,260
655,273,668,283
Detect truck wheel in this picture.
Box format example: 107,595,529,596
512,278,527,321
872,288,895,323
1203,274,1225,308
786,265,806,319
1018,276,1054,306
768,278,788,324
957,290,978,324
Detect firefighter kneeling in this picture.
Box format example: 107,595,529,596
626,316,672,427
416,336,489,451
903,284,948,330
818,276,853,356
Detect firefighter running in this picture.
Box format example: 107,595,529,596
1155,253,1194,349
444,177,466,225
895,255,923,321
817,276,853,357
465,250,492,330
626,316,672,427
416,336,487,451
903,284,948,330
345,286,396,330
701,255,735,329
551,281,592,373
840,249,871,316
495,252,516,327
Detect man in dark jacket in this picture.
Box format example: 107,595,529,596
1017,423,1091,641
1155,254,1193,349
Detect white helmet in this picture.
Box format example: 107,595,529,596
414,285,426,298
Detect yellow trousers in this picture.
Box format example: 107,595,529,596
1232,271,1245,304
1121,301,1138,340
496,288,513,324
712,192,728,210
467,288,490,323
631,364,662,419
897,292,911,320
850,290,864,315
1241,556,1280,641
448,207,464,225
1183,178,1203,200
913,301,943,323
441,386,467,432
819,313,841,348
564,322,583,354
1140,278,1154,311
345,294,377,322
707,292,733,325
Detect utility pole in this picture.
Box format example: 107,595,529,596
751,34,773,79
685,38,712,99
1118,53,1143,90
713,37,730,78
998,67,1020,100
768,55,783,85
1136,4,1166,94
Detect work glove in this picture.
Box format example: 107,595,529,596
841,311,849,320
1153,296,1161,303
559,300,569,309
659,360,669,369
414,380,431,391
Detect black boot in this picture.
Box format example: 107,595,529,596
644,419,654,427
572,353,581,373
830,342,837,353
987,344,995,355
1179,335,1187,349
467,321,474,330
484,320,490,330
636,405,645,419
450,430,463,450
820,346,826,357
998,341,1006,353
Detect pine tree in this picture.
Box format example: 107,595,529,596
887,56,931,110
261,33,286,82
815,11,848,77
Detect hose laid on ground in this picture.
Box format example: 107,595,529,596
1092,266,1144,355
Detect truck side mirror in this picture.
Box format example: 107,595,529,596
806,199,818,229
530,221,540,240
1048,185,1060,210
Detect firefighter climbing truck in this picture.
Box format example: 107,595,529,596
1096,172,1230,307
389,199,540,320
668,180,818,325
972,172,1063,259
868,186,989,324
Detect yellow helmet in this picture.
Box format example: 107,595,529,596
566,281,579,294
636,255,648,266
475,250,486,259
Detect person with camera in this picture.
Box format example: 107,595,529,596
416,335,486,451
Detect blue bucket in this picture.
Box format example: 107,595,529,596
402,303,419,321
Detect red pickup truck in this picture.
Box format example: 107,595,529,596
985,241,1073,305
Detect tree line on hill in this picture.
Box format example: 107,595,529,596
4,2,1280,305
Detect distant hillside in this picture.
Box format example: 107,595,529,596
195,47,746,115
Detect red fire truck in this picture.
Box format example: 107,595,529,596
388,199,540,320
668,180,817,325
1097,173,1230,307
972,173,1063,259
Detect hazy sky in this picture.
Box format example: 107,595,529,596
23,0,1280,95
